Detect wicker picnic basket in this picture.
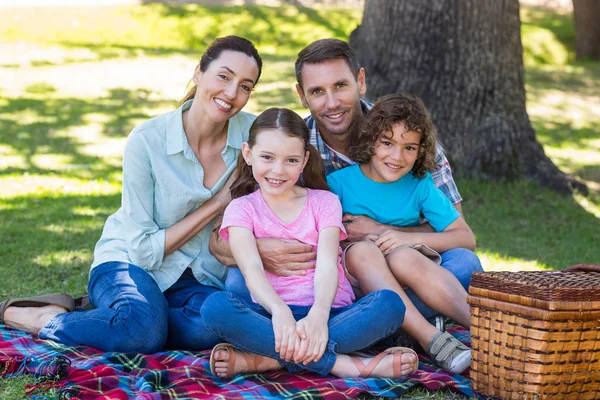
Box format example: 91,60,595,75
467,264,600,400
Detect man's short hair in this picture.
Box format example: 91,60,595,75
295,38,361,89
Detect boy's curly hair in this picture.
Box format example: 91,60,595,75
349,93,438,178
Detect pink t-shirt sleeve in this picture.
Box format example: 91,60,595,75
313,191,348,241
219,197,254,242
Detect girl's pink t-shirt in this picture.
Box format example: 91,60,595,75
219,188,355,307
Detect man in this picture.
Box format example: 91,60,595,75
209,38,482,328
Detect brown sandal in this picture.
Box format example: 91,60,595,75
0,293,75,324
209,343,265,379
350,346,419,378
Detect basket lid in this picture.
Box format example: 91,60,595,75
469,264,600,311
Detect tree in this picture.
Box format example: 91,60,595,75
573,0,600,60
349,0,586,194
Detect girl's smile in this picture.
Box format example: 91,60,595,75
242,129,309,199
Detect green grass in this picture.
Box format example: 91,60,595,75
0,3,598,399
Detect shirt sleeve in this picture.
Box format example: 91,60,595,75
419,173,461,232
121,128,166,271
314,191,348,241
431,143,463,205
326,173,343,203
219,197,254,242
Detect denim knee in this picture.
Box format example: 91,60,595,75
441,248,483,290
201,291,231,334
111,302,168,354
376,289,406,325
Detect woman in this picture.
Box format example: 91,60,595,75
0,35,262,353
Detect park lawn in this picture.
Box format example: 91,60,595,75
0,3,598,400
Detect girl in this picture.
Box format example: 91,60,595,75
201,108,418,379
327,93,476,374
1,36,262,353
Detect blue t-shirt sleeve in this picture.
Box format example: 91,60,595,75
418,173,460,232
326,173,343,203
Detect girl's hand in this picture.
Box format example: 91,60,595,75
375,230,419,254
271,305,299,362
293,310,329,365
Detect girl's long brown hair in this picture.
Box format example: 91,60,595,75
230,108,328,199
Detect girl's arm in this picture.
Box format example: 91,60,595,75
228,226,300,361
375,216,476,254
294,226,340,365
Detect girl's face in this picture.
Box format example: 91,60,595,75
242,129,309,198
193,50,259,123
363,122,421,183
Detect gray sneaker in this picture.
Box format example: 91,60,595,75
426,331,471,374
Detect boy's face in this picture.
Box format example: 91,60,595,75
295,59,366,143
362,122,421,183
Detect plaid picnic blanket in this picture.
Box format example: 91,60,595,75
0,324,477,399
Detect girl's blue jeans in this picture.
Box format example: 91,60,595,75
226,248,482,321
201,289,406,376
38,262,221,353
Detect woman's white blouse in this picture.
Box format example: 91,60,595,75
91,99,255,292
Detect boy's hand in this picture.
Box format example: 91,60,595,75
375,230,419,254
293,310,329,365
271,305,300,362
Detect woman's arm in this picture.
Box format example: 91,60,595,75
228,226,300,361
294,226,340,365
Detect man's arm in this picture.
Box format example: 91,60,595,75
209,217,317,276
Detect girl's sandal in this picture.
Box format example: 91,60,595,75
350,346,419,378
209,343,265,379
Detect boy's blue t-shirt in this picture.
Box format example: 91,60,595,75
326,164,460,232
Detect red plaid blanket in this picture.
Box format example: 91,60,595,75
0,324,477,399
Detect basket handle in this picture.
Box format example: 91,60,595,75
564,264,600,273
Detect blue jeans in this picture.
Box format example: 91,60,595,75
39,262,221,353
226,248,482,321
202,290,405,376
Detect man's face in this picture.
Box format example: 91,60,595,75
296,59,366,139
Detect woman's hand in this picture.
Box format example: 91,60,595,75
213,170,237,210
374,230,419,254
293,309,329,365
271,305,300,362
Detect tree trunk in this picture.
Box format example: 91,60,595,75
350,0,586,194
573,0,600,60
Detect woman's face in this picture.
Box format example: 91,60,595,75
193,50,260,123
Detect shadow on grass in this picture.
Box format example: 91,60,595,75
0,192,120,298
0,87,173,180
521,7,575,54
459,178,600,270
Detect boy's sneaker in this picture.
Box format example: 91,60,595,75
429,315,446,332
425,331,471,374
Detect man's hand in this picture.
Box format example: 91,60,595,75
342,214,382,242
256,238,316,276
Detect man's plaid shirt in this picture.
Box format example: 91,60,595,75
306,99,463,204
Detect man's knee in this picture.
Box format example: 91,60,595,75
440,248,483,290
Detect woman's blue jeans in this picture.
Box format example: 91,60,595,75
38,262,221,353
201,289,405,376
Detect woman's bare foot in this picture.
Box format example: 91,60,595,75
3,305,68,334
331,350,418,378
212,347,282,378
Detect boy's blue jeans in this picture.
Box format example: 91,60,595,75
226,248,482,321
202,290,406,376
39,262,221,353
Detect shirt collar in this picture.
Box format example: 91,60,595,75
166,99,245,155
